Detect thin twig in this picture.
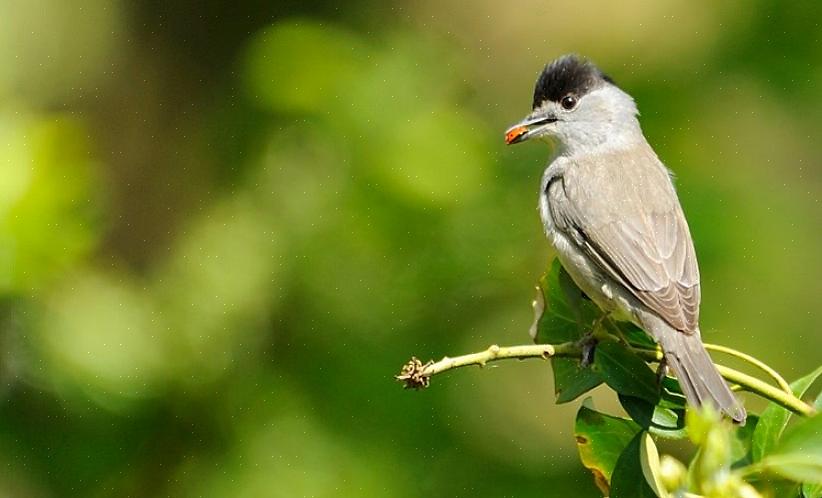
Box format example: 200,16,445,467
396,342,580,388
397,343,816,417
703,343,793,394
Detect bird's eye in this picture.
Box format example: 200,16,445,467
561,95,577,110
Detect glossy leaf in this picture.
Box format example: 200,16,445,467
554,362,606,404
752,366,822,462
595,340,661,404
610,431,658,498
619,394,687,439
535,259,603,403
575,400,641,495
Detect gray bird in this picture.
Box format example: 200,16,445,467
506,54,745,423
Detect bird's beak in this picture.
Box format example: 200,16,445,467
504,114,557,145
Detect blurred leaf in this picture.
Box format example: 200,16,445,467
575,400,641,496
804,482,822,498
339,31,463,132
685,404,720,445
619,394,687,439
374,108,489,205
536,259,603,402
753,478,801,498
0,0,121,103
610,431,657,498
34,270,168,399
595,340,661,404
243,20,368,114
156,195,286,381
186,406,401,498
658,455,688,496
686,405,734,494
0,115,102,293
760,454,822,485
752,366,822,462
759,413,822,484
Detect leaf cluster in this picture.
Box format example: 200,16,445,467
534,260,822,497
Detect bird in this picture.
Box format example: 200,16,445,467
505,54,746,423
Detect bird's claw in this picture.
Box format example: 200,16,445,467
655,357,669,385
578,334,598,368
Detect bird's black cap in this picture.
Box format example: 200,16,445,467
532,55,614,109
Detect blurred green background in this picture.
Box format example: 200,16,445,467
0,1,820,496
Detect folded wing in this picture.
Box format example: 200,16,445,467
548,146,700,333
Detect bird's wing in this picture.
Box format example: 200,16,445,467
548,145,700,332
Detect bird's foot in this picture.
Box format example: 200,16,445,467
577,334,598,368
655,357,669,385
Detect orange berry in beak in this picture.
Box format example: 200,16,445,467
505,126,528,145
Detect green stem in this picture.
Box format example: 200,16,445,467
628,347,814,416
703,343,793,394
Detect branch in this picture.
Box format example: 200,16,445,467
704,343,792,394
396,343,581,388
626,347,814,417
396,342,816,417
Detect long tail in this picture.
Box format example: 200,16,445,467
650,321,746,423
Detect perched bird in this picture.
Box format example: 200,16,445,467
505,54,745,423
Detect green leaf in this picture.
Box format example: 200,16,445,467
535,259,603,403
638,432,670,498
660,377,686,400
804,481,822,498
730,414,759,467
575,400,641,495
619,394,687,439
760,454,822,484
755,478,801,498
595,340,661,404
554,360,605,404
615,321,658,349
610,431,658,498
535,259,601,343
759,413,822,484
752,366,822,462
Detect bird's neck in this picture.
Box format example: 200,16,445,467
554,120,646,158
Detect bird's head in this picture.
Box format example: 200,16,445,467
505,55,640,154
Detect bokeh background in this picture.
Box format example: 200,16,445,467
1,1,820,496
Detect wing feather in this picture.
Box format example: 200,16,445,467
550,145,701,332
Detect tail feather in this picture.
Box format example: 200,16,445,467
648,320,746,423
